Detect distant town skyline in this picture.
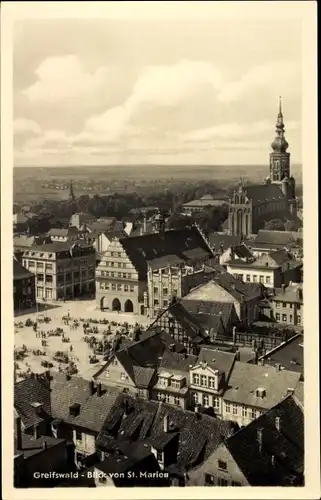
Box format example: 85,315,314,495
14,13,302,167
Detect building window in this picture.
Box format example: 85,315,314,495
111,284,116,291
232,404,238,415
276,313,280,321
154,299,159,306
276,302,280,308
120,372,126,380
218,460,227,471
191,392,198,404
208,376,216,389
253,275,258,282
200,375,207,387
246,275,251,282
242,406,248,417
165,394,170,403
153,287,158,294
156,450,163,462
282,302,287,308
297,316,301,325
130,285,134,292
259,275,264,283
75,431,82,441
289,315,293,323
282,314,287,322
225,403,230,413
297,304,301,311
37,273,44,282
124,285,129,292
202,394,209,407
213,397,220,409
163,287,168,295
37,287,44,298
156,393,163,401
192,374,200,385
266,276,271,284
204,473,215,485
217,478,228,486
163,300,168,307
174,396,180,406
289,303,293,309
117,284,122,291
251,408,256,419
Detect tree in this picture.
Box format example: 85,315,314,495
264,219,285,231
284,220,297,232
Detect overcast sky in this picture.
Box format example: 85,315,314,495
13,14,302,166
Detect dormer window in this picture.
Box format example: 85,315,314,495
69,403,81,417
256,388,266,398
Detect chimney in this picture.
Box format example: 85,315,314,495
66,374,71,381
194,404,200,413
163,414,169,433
96,382,102,397
143,216,147,234
282,284,286,293
275,363,281,372
275,417,281,431
89,379,95,395
15,416,22,450
123,399,129,416
271,455,275,466
257,428,263,453
44,370,51,381
34,425,40,440
42,440,47,450
235,349,240,361
287,387,294,396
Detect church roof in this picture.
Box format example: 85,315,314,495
244,184,285,205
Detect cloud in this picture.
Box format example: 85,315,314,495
14,118,41,136
217,61,300,103
22,55,110,105
184,119,300,142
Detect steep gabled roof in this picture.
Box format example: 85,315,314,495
119,227,213,280
181,299,235,330
254,230,297,246
223,361,301,409
14,375,51,429
13,259,34,280
194,348,236,378
244,184,285,206
225,395,304,485
208,233,242,251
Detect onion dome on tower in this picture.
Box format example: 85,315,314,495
271,97,289,153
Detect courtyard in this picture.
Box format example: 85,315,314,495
14,300,151,382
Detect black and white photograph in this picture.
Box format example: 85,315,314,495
1,1,319,499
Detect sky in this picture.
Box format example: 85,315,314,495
13,13,302,167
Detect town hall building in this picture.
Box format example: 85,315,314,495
228,99,298,236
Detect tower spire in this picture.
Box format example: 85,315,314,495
69,181,75,201
271,97,288,153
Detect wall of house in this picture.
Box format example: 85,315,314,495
95,239,141,314
187,444,249,486
23,251,95,301
271,301,303,326
73,429,96,458
189,366,223,414
185,281,242,320
13,275,36,311
226,264,275,288
151,389,187,409
147,266,182,317
221,400,264,427
95,358,137,392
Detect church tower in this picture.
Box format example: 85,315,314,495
269,97,297,216
69,181,75,201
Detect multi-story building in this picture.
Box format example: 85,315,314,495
187,394,304,486
21,241,96,301
13,258,36,312
270,283,303,326
226,249,302,289
95,223,214,315
228,99,299,236
47,227,79,243
147,301,211,354
221,361,301,428
189,349,236,417
183,273,263,326
181,195,228,215
245,229,303,259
